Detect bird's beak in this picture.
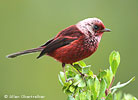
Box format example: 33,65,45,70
101,28,111,32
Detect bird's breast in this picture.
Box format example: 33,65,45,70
47,36,97,64
83,36,99,51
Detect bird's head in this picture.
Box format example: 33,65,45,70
76,18,111,37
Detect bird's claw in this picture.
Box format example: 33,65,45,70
80,73,85,77
80,73,88,79
66,78,74,82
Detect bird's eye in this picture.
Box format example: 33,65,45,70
94,25,99,31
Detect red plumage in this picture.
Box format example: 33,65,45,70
47,25,94,64
7,18,111,80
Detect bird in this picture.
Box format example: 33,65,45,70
7,18,111,81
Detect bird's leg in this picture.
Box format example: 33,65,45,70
62,63,74,82
62,63,67,82
71,64,85,77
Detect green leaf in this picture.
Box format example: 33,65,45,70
87,78,94,91
67,96,75,100
69,86,75,92
86,90,92,100
97,78,107,100
104,68,113,88
74,87,80,95
106,93,113,100
113,91,122,100
110,60,118,75
67,70,76,78
64,89,73,95
88,70,93,77
79,60,86,67
73,74,82,86
66,65,72,72
122,93,138,100
58,71,66,86
74,88,80,99
109,51,120,66
97,70,107,79
62,80,73,95
78,80,86,87
63,83,73,94
109,51,120,75
73,63,82,73
82,65,91,74
80,92,87,100
75,94,80,100
90,77,100,100
94,77,100,97
111,77,135,90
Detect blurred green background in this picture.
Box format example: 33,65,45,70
0,0,138,99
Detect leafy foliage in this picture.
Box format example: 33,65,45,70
58,51,137,100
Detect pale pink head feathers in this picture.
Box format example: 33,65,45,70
76,18,110,37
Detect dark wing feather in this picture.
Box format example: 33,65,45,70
40,38,54,47
37,25,83,59
37,37,77,59
56,25,82,38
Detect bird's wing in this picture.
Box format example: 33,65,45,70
40,38,54,47
55,25,83,38
40,25,82,47
37,37,77,59
37,25,83,59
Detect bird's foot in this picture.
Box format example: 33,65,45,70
80,73,88,79
80,73,85,77
66,78,74,82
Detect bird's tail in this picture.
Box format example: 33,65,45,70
6,47,44,58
